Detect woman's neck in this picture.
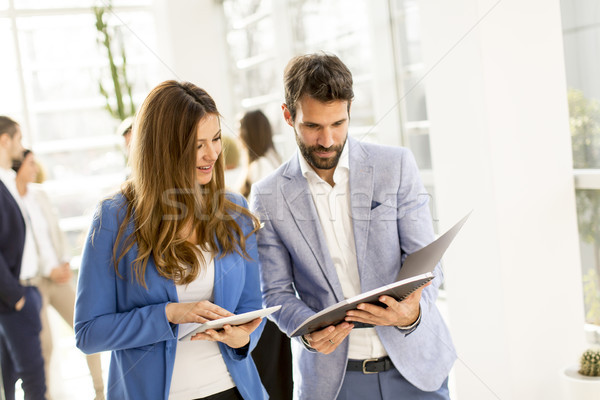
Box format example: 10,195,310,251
16,179,27,197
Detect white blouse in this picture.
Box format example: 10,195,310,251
168,248,235,400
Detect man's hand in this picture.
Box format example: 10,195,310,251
15,296,25,311
191,317,262,349
165,300,233,325
49,262,72,284
302,322,354,355
344,282,430,327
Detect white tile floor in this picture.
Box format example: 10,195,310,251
15,307,109,400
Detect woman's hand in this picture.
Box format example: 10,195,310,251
49,263,72,284
165,300,233,325
190,317,262,349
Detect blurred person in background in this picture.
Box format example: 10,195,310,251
239,110,282,198
221,134,246,193
239,110,292,400
12,150,105,400
0,116,47,399
74,81,268,400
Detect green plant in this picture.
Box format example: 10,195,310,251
579,349,600,377
93,1,135,120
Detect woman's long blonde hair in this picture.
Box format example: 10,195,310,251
114,80,259,287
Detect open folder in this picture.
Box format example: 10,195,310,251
178,305,282,341
290,212,471,338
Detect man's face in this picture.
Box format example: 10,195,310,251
9,126,24,161
284,96,349,172
17,153,37,184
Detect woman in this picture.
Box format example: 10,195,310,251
13,150,105,399
239,110,282,198
74,81,267,400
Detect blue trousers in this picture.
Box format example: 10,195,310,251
0,287,46,400
337,367,450,400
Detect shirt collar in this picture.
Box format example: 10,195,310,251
0,166,16,185
297,141,349,185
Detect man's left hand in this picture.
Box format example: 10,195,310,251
344,282,430,327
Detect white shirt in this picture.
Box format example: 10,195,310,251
298,147,387,359
0,167,38,280
21,189,61,276
169,248,235,400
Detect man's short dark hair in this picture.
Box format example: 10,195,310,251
283,53,354,121
0,116,19,138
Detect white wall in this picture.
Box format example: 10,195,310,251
561,0,600,100
419,0,587,399
152,0,236,132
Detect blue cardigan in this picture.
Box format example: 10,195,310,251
74,193,268,400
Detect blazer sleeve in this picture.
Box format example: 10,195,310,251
0,252,23,309
220,194,266,360
0,193,25,309
250,188,316,338
74,200,176,355
33,186,71,264
396,149,443,330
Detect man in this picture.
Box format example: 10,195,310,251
0,116,47,399
251,54,455,399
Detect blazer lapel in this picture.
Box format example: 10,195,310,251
348,138,374,282
281,156,345,302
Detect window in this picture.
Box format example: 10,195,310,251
561,0,600,334
222,0,438,226
1,0,158,260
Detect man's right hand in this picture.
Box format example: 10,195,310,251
15,296,25,311
302,322,353,355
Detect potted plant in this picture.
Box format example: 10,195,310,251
93,1,135,121
562,348,600,399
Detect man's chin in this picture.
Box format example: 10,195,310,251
310,155,339,170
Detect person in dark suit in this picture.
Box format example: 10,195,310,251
0,116,47,399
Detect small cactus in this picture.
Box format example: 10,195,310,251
579,349,600,377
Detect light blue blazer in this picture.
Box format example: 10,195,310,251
74,193,267,400
251,137,456,399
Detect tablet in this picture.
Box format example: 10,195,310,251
178,305,281,341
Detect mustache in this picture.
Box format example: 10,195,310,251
310,144,342,152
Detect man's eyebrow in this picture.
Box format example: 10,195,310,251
301,118,346,125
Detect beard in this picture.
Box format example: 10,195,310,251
296,133,347,171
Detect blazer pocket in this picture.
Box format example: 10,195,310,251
369,201,396,220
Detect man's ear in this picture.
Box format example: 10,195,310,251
282,104,293,127
0,132,8,148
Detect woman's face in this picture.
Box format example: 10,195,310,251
195,114,222,185
17,153,37,184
